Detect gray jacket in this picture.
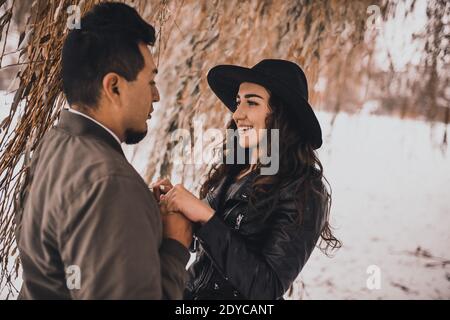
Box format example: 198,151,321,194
16,109,189,299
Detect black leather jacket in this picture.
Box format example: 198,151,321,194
184,171,325,300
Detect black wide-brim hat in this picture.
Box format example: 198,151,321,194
207,59,322,149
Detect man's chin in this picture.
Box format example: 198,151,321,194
124,128,148,145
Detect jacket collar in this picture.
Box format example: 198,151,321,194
225,170,258,202
207,170,258,209
57,109,124,157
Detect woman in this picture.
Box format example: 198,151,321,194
153,59,341,300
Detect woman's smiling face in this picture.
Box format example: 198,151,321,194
232,82,271,149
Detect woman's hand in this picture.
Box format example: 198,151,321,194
150,178,173,202
160,184,215,224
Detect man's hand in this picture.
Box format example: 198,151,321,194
160,204,193,249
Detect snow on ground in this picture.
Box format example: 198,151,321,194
1,91,449,299
289,112,450,300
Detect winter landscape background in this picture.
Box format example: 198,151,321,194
0,0,449,299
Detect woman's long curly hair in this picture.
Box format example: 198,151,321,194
200,91,341,255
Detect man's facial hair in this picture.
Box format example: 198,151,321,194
124,128,147,144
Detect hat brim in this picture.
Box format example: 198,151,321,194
207,65,322,149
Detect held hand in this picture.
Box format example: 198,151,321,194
150,178,173,202
161,212,193,249
160,184,215,224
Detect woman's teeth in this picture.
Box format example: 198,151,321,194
238,126,253,134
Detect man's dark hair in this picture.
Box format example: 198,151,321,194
61,2,156,107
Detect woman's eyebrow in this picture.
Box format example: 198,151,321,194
236,94,264,100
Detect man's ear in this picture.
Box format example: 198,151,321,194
102,72,123,106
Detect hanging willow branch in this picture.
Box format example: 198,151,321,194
0,0,99,297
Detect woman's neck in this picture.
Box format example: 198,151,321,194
234,144,265,182
250,146,259,165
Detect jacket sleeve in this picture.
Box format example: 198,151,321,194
58,175,189,299
196,193,322,299
159,238,190,299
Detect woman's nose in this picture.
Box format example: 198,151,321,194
232,104,246,122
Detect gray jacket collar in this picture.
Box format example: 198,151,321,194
57,109,124,157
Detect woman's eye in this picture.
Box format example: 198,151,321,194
149,81,156,87
247,100,258,106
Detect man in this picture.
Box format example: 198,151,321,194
15,2,192,299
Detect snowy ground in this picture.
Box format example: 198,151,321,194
289,112,450,300
1,91,449,299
